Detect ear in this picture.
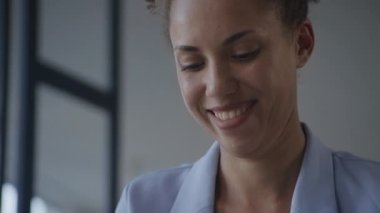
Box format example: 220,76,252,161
295,19,315,68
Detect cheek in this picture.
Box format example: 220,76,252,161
252,50,294,94
238,58,275,94
177,74,204,113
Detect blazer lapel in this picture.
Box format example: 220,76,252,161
291,125,339,213
171,143,220,213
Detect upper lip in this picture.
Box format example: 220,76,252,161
207,100,257,113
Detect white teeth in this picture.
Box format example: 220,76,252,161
214,105,248,121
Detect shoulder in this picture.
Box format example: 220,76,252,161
116,142,220,213
128,164,192,199
332,151,380,209
116,164,192,213
333,151,380,181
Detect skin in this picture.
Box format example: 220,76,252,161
169,0,314,212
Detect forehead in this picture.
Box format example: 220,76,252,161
169,0,281,45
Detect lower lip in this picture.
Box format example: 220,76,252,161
209,101,257,130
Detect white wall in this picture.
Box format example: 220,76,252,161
120,0,380,189
299,0,380,160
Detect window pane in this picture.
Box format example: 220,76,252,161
1,183,17,213
35,84,108,213
39,0,110,90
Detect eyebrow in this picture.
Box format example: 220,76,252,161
223,30,253,46
173,30,253,52
174,45,200,52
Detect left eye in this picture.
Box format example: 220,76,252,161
232,50,260,61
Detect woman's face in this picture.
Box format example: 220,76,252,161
170,0,311,156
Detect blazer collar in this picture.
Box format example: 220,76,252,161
290,125,339,213
170,142,219,213
171,124,339,213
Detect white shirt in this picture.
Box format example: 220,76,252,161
116,125,380,212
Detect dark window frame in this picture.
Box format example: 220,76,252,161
14,0,121,212
0,0,11,209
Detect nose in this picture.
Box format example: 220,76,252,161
205,61,238,97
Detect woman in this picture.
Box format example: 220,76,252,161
117,0,380,212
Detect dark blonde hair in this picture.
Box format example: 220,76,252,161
145,0,318,29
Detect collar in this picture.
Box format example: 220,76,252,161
171,124,339,213
170,142,219,213
290,125,339,213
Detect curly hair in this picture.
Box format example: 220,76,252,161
145,0,318,28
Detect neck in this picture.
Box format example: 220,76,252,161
216,115,305,208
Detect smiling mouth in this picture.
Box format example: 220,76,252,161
213,105,249,121
208,100,256,121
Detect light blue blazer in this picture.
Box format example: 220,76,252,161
116,126,380,213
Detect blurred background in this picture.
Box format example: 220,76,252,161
1,0,379,212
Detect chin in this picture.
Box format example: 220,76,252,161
216,131,264,157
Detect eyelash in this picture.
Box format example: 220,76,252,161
181,62,205,71
232,49,260,61
180,49,260,71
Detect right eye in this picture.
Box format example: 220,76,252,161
232,49,260,62
180,62,205,71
